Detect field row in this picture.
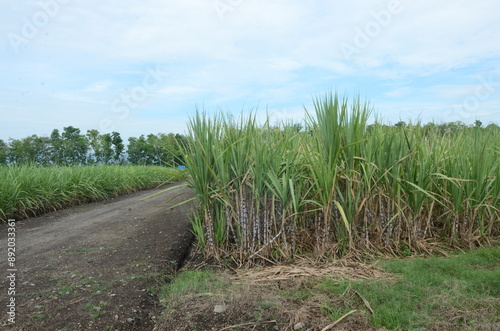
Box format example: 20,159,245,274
184,93,500,263
0,165,179,222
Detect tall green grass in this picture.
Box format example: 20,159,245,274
0,165,178,221
183,93,500,263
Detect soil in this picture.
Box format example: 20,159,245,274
0,183,195,330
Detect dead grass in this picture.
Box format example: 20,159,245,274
156,274,379,331
156,275,285,330
230,257,391,283
156,253,383,330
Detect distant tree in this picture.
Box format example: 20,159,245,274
86,129,102,164
100,133,113,164
423,122,437,135
2,128,188,166
61,126,89,165
111,131,124,163
474,120,482,128
126,137,138,164
32,135,51,165
50,129,64,165
156,133,176,166
127,136,148,165
7,139,23,164
6,135,50,165
146,134,162,165
8,138,26,164
290,123,303,134
137,133,186,166
395,121,406,128
127,133,182,165
0,139,7,164
438,121,467,134
174,134,188,166
485,122,500,131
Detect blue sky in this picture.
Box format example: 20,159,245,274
1,0,499,141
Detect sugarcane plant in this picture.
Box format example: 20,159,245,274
182,92,500,265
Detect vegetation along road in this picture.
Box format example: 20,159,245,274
0,183,194,330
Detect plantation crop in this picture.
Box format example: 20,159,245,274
183,93,500,264
0,165,179,221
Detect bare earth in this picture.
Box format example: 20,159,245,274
0,183,194,330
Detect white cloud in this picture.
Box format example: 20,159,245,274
266,58,302,72
156,86,198,96
82,81,114,93
384,86,412,98
2,0,500,141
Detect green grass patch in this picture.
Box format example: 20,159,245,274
57,285,75,296
29,307,48,322
82,301,106,319
160,270,225,302
38,290,51,297
319,247,500,330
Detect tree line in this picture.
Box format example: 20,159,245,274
0,126,188,166
1,120,498,166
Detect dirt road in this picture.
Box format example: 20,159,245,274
0,183,195,330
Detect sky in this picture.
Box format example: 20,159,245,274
1,0,500,141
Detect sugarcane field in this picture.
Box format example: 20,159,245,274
2,1,500,330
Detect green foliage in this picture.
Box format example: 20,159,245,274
2,127,187,166
86,129,101,165
126,133,185,166
111,131,124,162
0,139,7,164
7,135,51,165
61,126,89,165
0,165,179,221
184,92,500,264
100,133,114,164
50,129,64,164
